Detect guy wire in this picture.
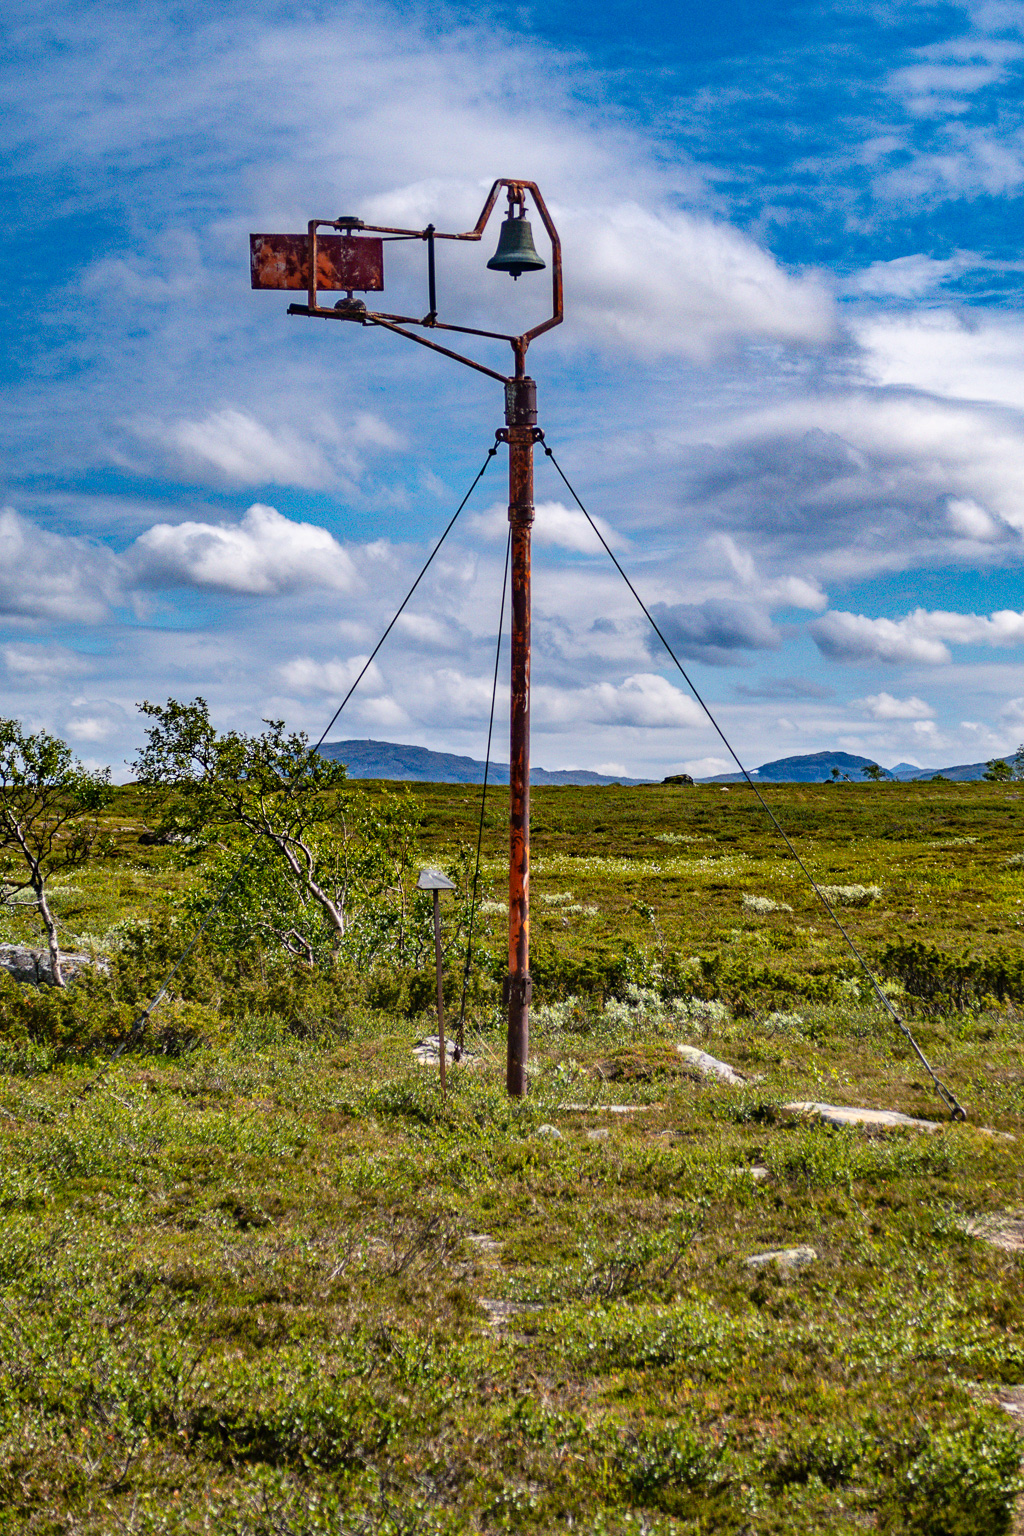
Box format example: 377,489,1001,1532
456,525,512,1055
71,444,500,1100
542,441,967,1123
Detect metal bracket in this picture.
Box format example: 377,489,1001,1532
502,975,533,1007
494,428,544,445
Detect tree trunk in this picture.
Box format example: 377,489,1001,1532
36,883,64,987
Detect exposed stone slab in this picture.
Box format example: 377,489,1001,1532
962,1213,1024,1252
479,1298,544,1330
536,1123,563,1140
466,1234,501,1260
676,1045,745,1085
786,1101,942,1133
744,1245,817,1271
786,1100,1014,1139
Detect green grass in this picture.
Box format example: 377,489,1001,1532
1,780,1023,1532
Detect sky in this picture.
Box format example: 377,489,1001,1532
3,0,1024,780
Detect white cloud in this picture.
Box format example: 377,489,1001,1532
62,699,131,745
680,755,731,778
534,673,704,728
847,253,968,298
135,408,400,490
130,503,358,594
812,607,1024,665
468,500,622,553
649,598,781,665
560,202,835,361
276,654,384,697
710,536,827,611
946,498,1001,539
854,311,1024,412
395,613,467,649
853,692,936,720
888,59,1010,117
696,391,1024,564
0,508,119,624
2,643,92,684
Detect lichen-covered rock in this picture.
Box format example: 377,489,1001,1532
0,945,106,986
676,1044,745,1084
744,1246,817,1271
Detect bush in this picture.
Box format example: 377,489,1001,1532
879,940,1024,1014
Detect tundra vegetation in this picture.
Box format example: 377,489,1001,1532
1,715,1024,1533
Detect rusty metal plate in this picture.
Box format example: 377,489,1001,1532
249,233,384,291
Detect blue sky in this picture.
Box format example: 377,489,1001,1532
3,0,1024,778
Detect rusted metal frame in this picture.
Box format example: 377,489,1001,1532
301,183,562,364
424,318,518,343
518,183,563,347
284,304,510,382
363,316,510,383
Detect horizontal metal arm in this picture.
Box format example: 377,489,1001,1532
286,304,509,382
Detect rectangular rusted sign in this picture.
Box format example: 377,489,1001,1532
249,234,384,291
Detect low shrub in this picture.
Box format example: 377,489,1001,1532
879,940,1024,1014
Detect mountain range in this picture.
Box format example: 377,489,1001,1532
318,739,1004,785
317,739,649,786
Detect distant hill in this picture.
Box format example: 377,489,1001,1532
703,750,876,783
317,739,650,786
702,751,1003,784
892,760,999,783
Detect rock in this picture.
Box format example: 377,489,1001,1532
786,1101,942,1133
962,1213,1024,1252
536,1123,563,1139
479,1298,543,1329
0,944,106,986
740,1165,770,1182
676,1045,745,1085
744,1245,817,1271
411,1036,475,1067
586,1128,611,1141
995,1386,1024,1417
786,1100,1014,1140
466,1233,501,1259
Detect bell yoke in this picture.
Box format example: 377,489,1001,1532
250,180,563,1098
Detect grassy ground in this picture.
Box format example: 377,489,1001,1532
1,781,1023,1533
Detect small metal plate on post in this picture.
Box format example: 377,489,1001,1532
417,868,456,891
249,234,384,291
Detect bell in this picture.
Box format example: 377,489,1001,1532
486,213,546,279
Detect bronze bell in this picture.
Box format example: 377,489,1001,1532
486,213,546,279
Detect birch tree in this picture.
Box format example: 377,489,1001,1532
134,698,421,963
0,719,111,985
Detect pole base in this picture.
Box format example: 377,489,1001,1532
505,973,532,1098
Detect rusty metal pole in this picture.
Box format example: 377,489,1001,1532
505,369,537,1097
